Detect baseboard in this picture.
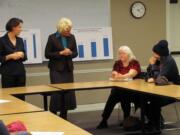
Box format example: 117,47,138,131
69,103,120,113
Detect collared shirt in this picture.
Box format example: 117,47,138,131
55,32,67,48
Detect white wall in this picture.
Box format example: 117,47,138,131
0,0,110,58
166,0,180,71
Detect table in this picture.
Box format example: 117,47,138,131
114,79,180,99
49,81,116,91
0,85,59,95
0,85,60,111
0,112,92,135
49,79,180,134
0,94,42,115
1,80,180,134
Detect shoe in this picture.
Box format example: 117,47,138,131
145,122,162,135
96,120,108,129
119,121,123,127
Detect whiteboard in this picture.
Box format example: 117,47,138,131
73,27,113,61
167,1,180,51
0,0,110,62
167,1,180,71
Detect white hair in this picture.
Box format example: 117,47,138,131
57,18,72,33
118,46,136,61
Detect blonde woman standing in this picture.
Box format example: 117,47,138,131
45,18,78,119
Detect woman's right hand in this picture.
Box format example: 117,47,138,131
111,71,118,78
5,53,21,61
149,56,157,65
59,48,72,56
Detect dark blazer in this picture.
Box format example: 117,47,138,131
0,34,27,76
45,32,78,72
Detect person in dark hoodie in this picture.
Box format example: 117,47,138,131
145,40,180,134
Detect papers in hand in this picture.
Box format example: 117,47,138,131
0,99,11,104
30,132,64,135
109,78,133,82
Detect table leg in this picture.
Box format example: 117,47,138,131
60,91,67,120
43,94,48,111
140,94,146,134
125,94,146,135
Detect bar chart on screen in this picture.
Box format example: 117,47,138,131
72,27,113,61
0,29,43,64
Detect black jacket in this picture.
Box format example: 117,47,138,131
45,32,78,72
146,55,180,84
0,34,27,76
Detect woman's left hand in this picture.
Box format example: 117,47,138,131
60,48,72,56
64,48,72,55
16,51,24,58
147,78,154,83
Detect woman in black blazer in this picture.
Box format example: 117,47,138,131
0,18,27,100
45,18,78,119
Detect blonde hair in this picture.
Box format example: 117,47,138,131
118,46,136,61
57,18,72,33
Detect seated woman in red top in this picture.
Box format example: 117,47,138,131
97,46,141,129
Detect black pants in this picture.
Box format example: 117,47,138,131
49,70,76,119
102,88,139,121
1,74,26,100
144,95,175,128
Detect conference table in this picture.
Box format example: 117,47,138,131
0,94,42,115
1,79,180,134
0,85,60,111
0,112,92,135
49,79,180,134
49,80,180,115
0,85,59,95
49,80,180,99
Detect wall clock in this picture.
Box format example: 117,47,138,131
130,1,146,19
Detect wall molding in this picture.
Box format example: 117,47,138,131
26,66,147,77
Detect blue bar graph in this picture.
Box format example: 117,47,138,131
78,45,84,58
103,38,109,56
91,42,97,57
33,34,37,58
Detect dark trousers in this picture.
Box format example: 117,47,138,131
1,74,26,100
49,70,76,119
145,95,175,128
102,88,138,121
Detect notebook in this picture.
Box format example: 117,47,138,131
109,78,133,82
30,132,64,135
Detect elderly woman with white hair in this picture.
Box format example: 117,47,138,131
45,18,78,119
97,46,141,129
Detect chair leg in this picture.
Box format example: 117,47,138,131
43,95,48,111
174,103,180,121
117,103,121,121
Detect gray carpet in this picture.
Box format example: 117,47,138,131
68,105,180,135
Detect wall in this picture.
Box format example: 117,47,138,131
166,0,180,70
0,0,166,108
111,0,166,66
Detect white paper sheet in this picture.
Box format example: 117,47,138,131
0,99,11,104
30,132,64,135
109,78,133,82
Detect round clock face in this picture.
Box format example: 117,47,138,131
131,2,146,19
